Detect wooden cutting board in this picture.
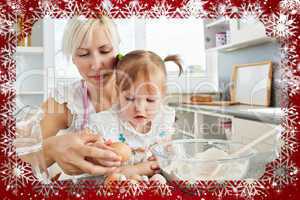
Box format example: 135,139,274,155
183,101,239,106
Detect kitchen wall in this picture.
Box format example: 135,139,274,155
218,41,281,107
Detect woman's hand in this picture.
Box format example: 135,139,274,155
43,129,122,176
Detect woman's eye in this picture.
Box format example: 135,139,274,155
125,96,135,101
78,54,89,57
147,98,156,103
100,48,113,54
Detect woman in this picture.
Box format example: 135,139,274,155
35,16,123,177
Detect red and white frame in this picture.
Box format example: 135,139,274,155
0,0,300,199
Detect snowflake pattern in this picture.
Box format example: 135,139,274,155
0,1,299,199
64,179,92,198
149,181,173,196
239,3,264,23
263,13,297,40
0,157,36,194
33,180,61,197
280,0,300,15
0,127,15,156
181,0,207,18
261,158,298,190
118,180,148,197
148,1,174,18
212,180,238,198
121,0,147,18
235,179,266,199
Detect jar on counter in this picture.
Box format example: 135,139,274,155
216,32,226,47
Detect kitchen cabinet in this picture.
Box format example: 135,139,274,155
232,117,278,153
229,19,267,44
203,18,272,52
16,18,54,109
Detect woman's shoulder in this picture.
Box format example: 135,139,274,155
48,80,84,114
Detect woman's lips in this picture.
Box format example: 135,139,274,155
89,75,101,80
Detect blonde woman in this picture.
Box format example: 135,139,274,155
38,16,123,177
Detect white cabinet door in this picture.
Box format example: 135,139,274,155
232,117,278,152
229,19,267,44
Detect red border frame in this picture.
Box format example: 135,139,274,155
0,0,300,199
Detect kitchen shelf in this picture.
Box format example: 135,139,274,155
205,18,228,28
206,37,275,52
16,47,44,54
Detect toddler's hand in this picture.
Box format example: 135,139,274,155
136,161,160,176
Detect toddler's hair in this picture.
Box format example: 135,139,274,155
115,50,183,93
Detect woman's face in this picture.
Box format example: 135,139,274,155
72,23,116,88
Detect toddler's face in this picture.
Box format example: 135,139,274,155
118,79,163,128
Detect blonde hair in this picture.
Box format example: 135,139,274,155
62,16,120,60
115,50,183,94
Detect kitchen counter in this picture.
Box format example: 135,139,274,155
169,103,282,124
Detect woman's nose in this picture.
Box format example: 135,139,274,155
91,54,104,70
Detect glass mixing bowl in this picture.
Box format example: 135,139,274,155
151,139,256,182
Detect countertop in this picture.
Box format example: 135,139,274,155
169,103,282,124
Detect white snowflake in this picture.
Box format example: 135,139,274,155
0,48,14,67
33,180,61,197
209,2,233,18
0,157,36,193
280,0,300,14
0,2,17,23
0,17,15,35
263,12,297,40
235,179,266,199
262,158,298,189
64,179,91,198
64,0,93,18
148,1,174,18
118,180,147,197
101,0,113,15
279,126,298,156
0,89,16,113
96,183,114,197
0,81,14,95
239,3,263,23
181,0,207,18
281,41,298,67
149,182,173,196
213,180,238,198
281,106,299,128
0,124,15,156
281,67,300,97
1,33,16,55
122,0,147,18
182,180,213,196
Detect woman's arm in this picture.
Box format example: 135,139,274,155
19,97,121,176
40,97,70,166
